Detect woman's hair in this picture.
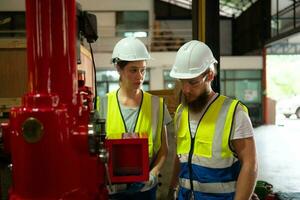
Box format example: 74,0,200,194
115,61,129,83
116,61,129,70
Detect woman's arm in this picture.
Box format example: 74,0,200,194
150,126,168,176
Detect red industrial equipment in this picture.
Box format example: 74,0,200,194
78,70,94,112
0,0,149,199
106,139,149,183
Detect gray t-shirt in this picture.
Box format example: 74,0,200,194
119,103,172,133
99,93,172,133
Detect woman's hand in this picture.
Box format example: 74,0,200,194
140,172,158,192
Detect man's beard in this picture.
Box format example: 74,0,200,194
182,90,210,113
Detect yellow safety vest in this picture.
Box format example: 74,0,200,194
97,90,164,159
174,94,248,196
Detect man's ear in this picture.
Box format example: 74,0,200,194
205,71,214,82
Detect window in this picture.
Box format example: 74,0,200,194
0,12,26,38
220,69,263,126
221,70,262,103
96,69,150,97
116,11,149,37
163,69,175,89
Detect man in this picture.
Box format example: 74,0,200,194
168,40,258,200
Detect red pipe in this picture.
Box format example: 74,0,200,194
2,0,107,199
26,0,77,106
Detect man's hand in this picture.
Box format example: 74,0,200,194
251,193,260,200
167,186,179,200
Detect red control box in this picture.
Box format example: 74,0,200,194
105,138,149,183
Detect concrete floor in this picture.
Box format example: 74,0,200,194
157,115,300,199
256,115,300,192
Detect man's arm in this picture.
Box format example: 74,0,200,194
167,131,180,199
232,137,258,200
167,151,180,200
169,154,180,188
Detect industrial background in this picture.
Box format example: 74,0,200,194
0,0,300,199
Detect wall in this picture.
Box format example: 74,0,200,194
77,0,151,11
158,20,192,38
94,12,116,37
221,56,263,70
0,48,27,97
0,0,25,11
220,19,232,55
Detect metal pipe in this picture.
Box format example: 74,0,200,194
26,0,77,106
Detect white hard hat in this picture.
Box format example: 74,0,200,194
170,40,217,79
111,37,151,63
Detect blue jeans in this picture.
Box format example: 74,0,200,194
109,185,157,200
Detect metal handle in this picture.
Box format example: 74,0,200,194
104,163,113,193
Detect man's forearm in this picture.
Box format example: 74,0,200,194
234,163,258,200
232,137,258,200
170,155,180,188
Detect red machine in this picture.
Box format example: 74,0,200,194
0,0,148,199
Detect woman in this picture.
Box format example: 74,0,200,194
97,37,171,200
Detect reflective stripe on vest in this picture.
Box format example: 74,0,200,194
179,178,236,193
101,90,164,159
175,95,242,194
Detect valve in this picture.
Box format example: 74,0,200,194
87,113,113,192
95,118,113,192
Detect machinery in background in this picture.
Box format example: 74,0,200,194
0,0,149,199
77,45,95,113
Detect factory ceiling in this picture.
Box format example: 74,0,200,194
159,0,260,18
219,0,259,18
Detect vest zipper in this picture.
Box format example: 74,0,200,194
185,94,220,198
188,136,195,196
